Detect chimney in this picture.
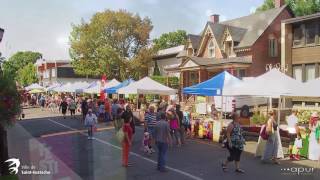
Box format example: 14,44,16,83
210,14,219,24
275,0,285,8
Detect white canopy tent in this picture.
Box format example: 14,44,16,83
83,79,120,94
46,83,62,92
223,69,304,98
25,83,45,91
117,77,176,95
53,81,90,93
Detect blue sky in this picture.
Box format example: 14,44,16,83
0,0,264,60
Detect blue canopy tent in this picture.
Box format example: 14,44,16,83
105,78,135,94
183,71,241,96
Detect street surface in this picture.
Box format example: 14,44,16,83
6,108,320,180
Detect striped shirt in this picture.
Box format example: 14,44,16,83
145,112,157,127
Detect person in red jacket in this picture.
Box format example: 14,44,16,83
122,113,133,167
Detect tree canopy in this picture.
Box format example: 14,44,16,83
256,0,320,16
2,51,42,85
153,30,187,50
69,9,153,80
16,63,38,86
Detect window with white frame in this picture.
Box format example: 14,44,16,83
268,37,278,57
305,64,315,82
293,65,302,82
208,40,215,58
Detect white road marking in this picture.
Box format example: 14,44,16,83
47,119,203,180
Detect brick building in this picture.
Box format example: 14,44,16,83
176,0,293,91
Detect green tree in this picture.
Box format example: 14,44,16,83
256,0,320,16
127,47,155,80
2,51,42,80
0,69,21,176
153,30,187,50
153,61,161,76
16,63,38,86
70,9,153,80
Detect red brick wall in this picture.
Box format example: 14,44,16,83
249,7,293,77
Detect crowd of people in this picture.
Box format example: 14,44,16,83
24,92,320,173
118,101,193,171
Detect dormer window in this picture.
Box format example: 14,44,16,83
208,40,215,58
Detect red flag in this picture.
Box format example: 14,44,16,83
100,74,107,100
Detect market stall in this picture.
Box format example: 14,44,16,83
84,79,120,94
53,81,90,93
183,71,242,142
25,83,45,91
105,78,135,94
117,77,176,95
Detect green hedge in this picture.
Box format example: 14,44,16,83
150,76,179,89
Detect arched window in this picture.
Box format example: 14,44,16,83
208,40,215,58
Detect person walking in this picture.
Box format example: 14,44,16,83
144,105,157,152
104,98,112,123
286,109,300,160
40,95,46,111
69,100,77,119
122,105,135,135
59,99,68,119
222,113,245,173
261,111,280,164
98,101,105,123
122,113,133,167
81,98,88,122
114,108,124,132
183,106,192,138
176,105,185,144
154,112,172,172
112,99,121,121
84,109,98,140
308,112,320,161
167,108,181,147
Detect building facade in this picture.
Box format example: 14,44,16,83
35,59,98,86
281,13,320,82
177,0,293,91
150,45,184,77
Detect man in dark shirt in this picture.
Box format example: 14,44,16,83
122,105,135,134
154,112,172,172
59,99,68,119
176,104,184,144
81,98,88,121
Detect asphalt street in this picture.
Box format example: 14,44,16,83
5,108,320,180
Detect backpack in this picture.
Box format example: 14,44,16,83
260,125,269,140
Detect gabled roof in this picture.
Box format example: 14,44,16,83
154,45,185,59
187,34,201,49
220,5,288,48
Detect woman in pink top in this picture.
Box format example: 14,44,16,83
167,109,181,147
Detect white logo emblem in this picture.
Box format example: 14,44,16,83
5,158,20,174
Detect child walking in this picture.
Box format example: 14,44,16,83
85,109,98,140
